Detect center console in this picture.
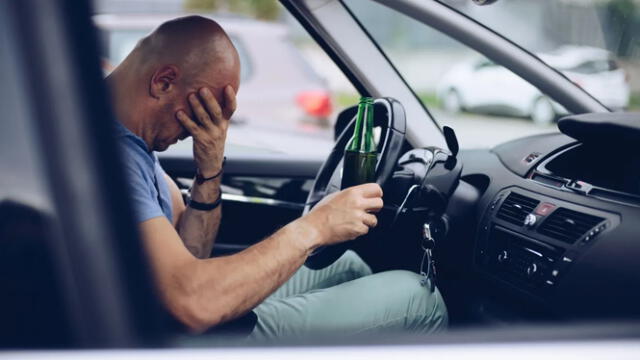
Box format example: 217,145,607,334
475,187,619,298
468,113,640,318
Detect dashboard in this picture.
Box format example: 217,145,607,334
455,132,640,320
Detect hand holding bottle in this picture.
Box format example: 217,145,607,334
298,183,383,248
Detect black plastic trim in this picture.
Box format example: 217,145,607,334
9,0,165,347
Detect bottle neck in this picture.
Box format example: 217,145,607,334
347,99,376,153
363,102,375,152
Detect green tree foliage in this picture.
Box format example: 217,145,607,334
184,0,218,12
184,0,280,21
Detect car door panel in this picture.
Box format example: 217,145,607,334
213,197,303,254
159,153,323,253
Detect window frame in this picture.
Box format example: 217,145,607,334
6,0,167,347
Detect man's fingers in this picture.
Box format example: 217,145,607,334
189,93,213,129
358,224,370,236
199,87,224,125
222,85,237,119
357,183,383,198
362,213,378,228
362,197,384,213
175,110,201,137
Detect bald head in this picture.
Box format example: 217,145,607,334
134,15,240,91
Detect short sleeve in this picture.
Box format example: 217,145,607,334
121,155,165,223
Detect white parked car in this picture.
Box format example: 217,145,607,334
437,46,630,125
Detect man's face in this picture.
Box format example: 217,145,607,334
149,80,213,152
151,96,188,152
150,64,240,152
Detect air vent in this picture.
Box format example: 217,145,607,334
496,192,540,226
538,208,604,244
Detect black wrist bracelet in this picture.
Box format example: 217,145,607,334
195,157,226,185
188,191,223,211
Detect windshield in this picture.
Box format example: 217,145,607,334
345,0,639,149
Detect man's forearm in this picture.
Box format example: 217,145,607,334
178,177,221,258
176,218,320,331
143,183,382,333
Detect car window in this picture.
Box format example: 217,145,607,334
345,0,569,149
438,1,638,129
441,0,638,73
92,3,359,159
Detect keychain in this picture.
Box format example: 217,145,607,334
419,223,436,291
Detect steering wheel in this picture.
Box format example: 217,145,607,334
303,97,406,269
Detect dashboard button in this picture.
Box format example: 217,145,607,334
535,202,556,216
526,262,539,277
497,250,509,264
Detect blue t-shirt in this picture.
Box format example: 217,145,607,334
114,121,173,223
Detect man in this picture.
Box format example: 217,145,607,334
107,15,447,339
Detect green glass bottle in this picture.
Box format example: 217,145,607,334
341,97,377,189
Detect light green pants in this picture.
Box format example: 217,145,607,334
249,251,448,340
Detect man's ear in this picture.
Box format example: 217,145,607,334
149,65,180,99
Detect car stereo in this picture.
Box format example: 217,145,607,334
476,187,619,298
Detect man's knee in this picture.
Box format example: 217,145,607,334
381,270,448,332
338,250,372,279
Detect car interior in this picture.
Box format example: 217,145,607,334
1,0,640,353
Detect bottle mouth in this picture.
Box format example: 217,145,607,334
359,96,374,105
